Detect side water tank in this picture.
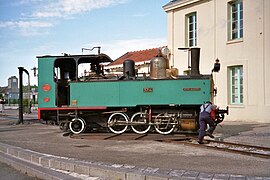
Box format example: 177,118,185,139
150,57,167,79
123,59,135,78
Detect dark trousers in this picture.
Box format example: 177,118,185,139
198,112,215,142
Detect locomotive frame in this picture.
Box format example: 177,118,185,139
37,48,228,135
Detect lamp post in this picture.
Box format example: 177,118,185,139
6,92,9,105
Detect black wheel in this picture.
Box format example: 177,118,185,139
69,118,86,134
154,113,176,135
107,112,128,134
131,112,151,134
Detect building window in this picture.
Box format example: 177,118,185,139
229,66,243,104
186,12,197,47
228,0,243,40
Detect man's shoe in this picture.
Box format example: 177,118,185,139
197,140,204,144
206,132,215,139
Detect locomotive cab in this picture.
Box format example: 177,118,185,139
52,54,113,107
54,58,76,107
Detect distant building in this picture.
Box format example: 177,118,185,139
0,76,38,105
7,76,19,100
106,48,161,75
0,76,19,104
163,0,270,123
23,86,38,104
0,87,8,99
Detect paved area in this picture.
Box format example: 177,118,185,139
0,161,38,180
0,109,270,179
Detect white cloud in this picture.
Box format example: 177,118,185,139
0,20,53,36
31,0,127,18
0,21,53,29
17,0,45,5
1,0,127,36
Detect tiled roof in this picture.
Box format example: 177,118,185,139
108,47,161,66
0,86,8,94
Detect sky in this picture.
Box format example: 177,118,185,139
0,0,169,86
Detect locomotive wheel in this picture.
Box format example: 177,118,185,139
107,112,129,134
154,113,176,135
131,112,151,134
69,118,86,134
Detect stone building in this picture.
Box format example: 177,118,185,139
163,0,270,122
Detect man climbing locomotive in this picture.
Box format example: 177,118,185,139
198,101,229,144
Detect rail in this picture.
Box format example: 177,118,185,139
202,139,270,159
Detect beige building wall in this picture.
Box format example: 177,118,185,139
164,0,270,123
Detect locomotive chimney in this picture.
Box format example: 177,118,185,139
123,59,135,79
190,48,200,76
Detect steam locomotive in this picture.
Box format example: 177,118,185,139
37,47,228,135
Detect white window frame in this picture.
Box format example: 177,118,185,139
229,66,243,105
228,0,243,40
186,12,197,47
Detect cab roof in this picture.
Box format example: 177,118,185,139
37,53,113,63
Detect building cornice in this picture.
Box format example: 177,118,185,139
163,0,202,12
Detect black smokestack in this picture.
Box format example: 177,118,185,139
123,59,135,79
190,48,200,76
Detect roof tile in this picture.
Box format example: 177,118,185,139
108,47,161,66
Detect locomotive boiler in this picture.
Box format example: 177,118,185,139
37,47,228,135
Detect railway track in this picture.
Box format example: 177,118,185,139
156,137,270,159
200,139,270,159
70,132,270,159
